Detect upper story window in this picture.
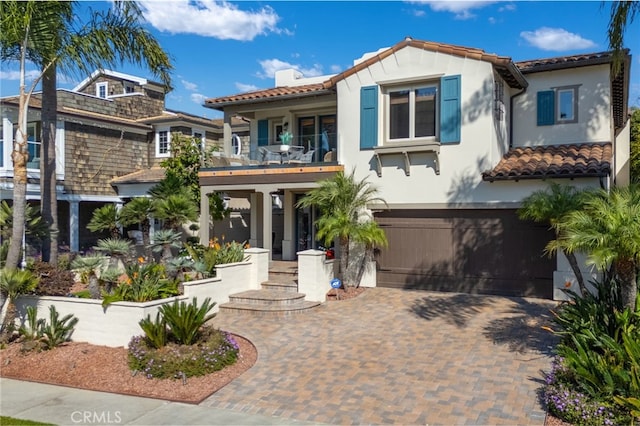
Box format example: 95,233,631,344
231,134,242,155
388,85,438,141
537,85,580,126
96,82,108,98
124,82,135,94
156,129,170,157
26,122,41,169
192,129,205,150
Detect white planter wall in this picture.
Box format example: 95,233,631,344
12,248,269,348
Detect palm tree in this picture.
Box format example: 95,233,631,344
296,170,388,288
518,183,590,296
0,1,173,267
607,1,638,76
87,204,122,239
0,268,39,342
93,238,132,270
149,229,182,263
154,193,199,232
119,197,155,258
70,254,104,299
560,185,640,311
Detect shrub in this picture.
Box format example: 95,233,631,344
159,297,216,345
127,328,239,379
28,261,75,296
183,238,247,277
39,305,79,350
139,312,167,349
102,262,179,307
543,278,640,424
18,306,44,341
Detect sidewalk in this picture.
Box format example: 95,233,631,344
0,378,313,426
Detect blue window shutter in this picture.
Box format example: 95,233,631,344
257,119,269,146
440,75,461,144
360,85,378,150
537,91,555,126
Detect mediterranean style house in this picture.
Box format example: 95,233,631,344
200,37,631,299
0,69,249,252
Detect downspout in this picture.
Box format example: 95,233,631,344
509,87,527,148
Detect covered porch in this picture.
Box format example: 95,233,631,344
199,164,343,260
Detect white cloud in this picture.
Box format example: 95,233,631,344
181,79,198,91
520,27,597,51
498,3,516,12
190,93,207,105
406,1,497,19
139,0,280,41
330,64,343,73
0,69,41,81
257,58,323,79
235,82,259,92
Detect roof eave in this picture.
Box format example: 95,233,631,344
204,88,336,111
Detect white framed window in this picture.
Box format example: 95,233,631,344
156,129,170,157
557,87,578,123
96,82,108,98
386,83,438,142
26,122,41,169
231,134,242,155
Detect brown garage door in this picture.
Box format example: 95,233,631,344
374,209,555,298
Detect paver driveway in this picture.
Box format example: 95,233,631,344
206,287,559,425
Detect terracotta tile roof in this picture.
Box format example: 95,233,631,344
323,37,528,89
111,167,166,185
204,83,332,109
515,51,619,73
482,143,612,182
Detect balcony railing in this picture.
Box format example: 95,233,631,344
204,132,337,169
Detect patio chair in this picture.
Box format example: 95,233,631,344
289,149,315,164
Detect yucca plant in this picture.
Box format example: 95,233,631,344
159,297,216,345
93,238,133,270
149,229,182,262
70,254,105,299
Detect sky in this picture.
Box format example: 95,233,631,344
1,0,639,119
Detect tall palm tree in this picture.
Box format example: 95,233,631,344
0,1,173,267
560,185,640,311
154,193,199,232
518,183,590,296
0,268,39,342
119,197,155,259
87,204,122,239
296,170,388,288
607,1,638,76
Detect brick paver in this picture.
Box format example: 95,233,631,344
206,288,558,425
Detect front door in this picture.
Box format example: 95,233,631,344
295,194,317,253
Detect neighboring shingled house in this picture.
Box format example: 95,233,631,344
0,69,249,252
200,37,631,300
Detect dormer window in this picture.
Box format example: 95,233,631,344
96,82,108,99
156,129,170,157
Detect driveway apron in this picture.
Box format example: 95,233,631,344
206,287,559,425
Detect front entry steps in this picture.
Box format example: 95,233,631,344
219,261,321,316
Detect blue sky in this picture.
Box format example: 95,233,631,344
1,1,639,119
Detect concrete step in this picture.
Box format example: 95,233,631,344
219,300,322,317
261,280,298,293
228,289,305,306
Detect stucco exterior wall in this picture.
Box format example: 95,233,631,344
512,64,612,147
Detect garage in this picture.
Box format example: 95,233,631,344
374,209,555,299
